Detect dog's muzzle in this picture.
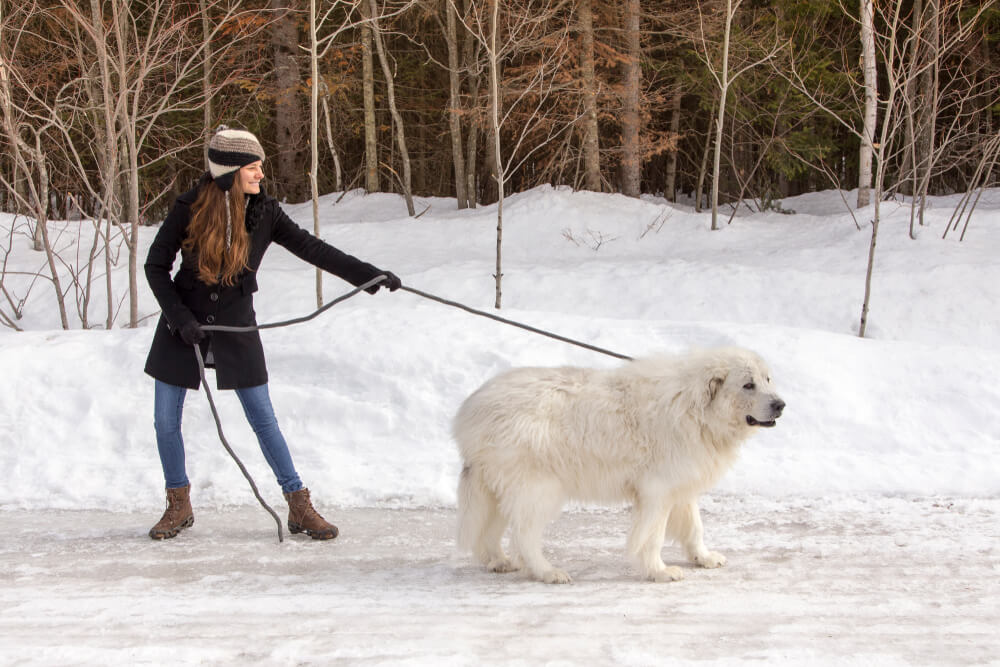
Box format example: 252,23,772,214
746,398,785,428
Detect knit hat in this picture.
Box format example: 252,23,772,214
207,125,265,193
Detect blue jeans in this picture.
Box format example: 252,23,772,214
154,380,304,494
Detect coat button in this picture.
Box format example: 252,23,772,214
210,292,219,302
206,315,216,324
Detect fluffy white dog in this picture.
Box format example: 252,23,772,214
454,346,784,584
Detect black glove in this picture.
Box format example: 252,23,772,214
179,320,206,346
366,271,402,294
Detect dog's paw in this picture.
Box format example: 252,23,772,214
650,565,685,583
487,556,518,573
693,551,727,569
541,568,572,584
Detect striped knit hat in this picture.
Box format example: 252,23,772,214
207,125,265,193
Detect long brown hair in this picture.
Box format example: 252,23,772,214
183,173,250,286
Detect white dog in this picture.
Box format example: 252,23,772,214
454,346,784,584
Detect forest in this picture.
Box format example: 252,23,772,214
0,0,997,328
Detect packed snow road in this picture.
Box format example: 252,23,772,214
1,496,997,666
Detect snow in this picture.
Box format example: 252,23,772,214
1,185,998,664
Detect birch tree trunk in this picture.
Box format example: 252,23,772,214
488,0,503,308
578,0,601,192
309,0,323,306
695,96,716,212
621,0,642,198
858,0,877,208
916,0,939,227
710,0,736,230
124,132,139,327
367,0,414,215
111,0,140,327
445,0,469,208
860,0,906,337
200,0,213,164
89,0,121,329
462,0,479,207
361,0,379,193
665,88,682,202
901,0,922,203
321,95,343,191
26,138,65,329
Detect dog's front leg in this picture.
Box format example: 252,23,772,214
666,500,726,568
628,495,684,582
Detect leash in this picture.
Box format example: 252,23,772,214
398,285,634,361
194,343,285,542
192,275,632,542
193,276,385,543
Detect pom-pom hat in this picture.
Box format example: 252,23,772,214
207,125,265,193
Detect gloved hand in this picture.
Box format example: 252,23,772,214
179,320,206,346
366,271,402,294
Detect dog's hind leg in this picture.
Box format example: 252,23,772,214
506,479,569,584
458,464,514,572
666,500,726,568
628,493,683,582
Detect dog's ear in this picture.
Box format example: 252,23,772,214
707,375,725,403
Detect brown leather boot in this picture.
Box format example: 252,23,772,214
149,485,194,540
284,488,338,540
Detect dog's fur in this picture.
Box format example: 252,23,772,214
454,346,784,583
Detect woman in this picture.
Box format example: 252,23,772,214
144,126,400,541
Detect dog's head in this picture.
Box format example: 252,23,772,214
705,348,785,429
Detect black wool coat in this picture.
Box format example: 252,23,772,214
144,179,383,390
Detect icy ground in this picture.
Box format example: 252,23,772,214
2,496,997,666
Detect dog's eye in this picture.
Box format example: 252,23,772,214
743,382,756,390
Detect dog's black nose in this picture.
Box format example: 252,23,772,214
771,399,785,416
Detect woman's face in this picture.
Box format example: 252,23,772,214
239,161,264,194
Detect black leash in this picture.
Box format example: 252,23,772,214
398,285,634,361
194,344,285,542
193,277,385,543
193,275,632,542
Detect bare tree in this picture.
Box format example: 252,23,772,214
367,0,416,216
455,0,575,308
308,0,330,307
695,0,783,230
944,131,1000,241
360,0,379,193
781,0,995,336
435,0,470,208
664,89,682,202
857,0,877,208
305,0,416,305
0,3,68,328
1,1,270,329
461,0,482,207
620,0,641,198
200,0,214,166
577,0,601,193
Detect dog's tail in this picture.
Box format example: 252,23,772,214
456,462,499,558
